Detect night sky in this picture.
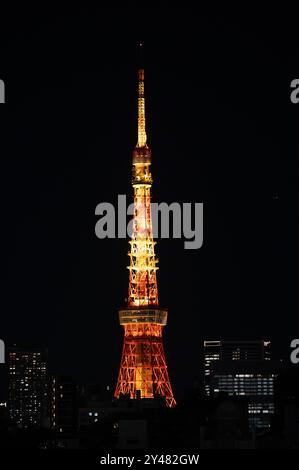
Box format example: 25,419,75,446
0,8,299,400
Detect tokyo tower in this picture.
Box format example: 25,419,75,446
114,60,176,408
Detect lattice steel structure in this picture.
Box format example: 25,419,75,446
114,65,176,407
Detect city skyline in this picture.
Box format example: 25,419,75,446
2,338,298,452
0,8,299,408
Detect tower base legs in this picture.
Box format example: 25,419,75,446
114,323,176,408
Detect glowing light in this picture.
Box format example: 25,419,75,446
114,67,176,408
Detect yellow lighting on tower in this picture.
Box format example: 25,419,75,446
114,60,176,408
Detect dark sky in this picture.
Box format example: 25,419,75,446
0,8,299,399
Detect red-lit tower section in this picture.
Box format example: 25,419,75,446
114,67,176,407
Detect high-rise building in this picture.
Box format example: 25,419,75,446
204,340,271,396
8,346,47,428
50,376,78,438
204,340,277,430
114,50,175,407
204,341,221,396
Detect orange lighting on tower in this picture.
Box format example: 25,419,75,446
114,56,176,407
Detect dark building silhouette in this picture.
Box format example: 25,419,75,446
50,376,78,438
0,402,8,433
203,396,252,449
273,367,299,448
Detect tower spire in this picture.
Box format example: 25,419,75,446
136,41,147,148
137,66,147,148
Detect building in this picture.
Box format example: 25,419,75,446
272,367,299,448
209,361,279,430
204,341,221,396
204,340,271,396
8,346,47,429
203,340,279,430
203,396,253,449
79,383,115,428
117,420,148,449
50,376,78,438
114,47,175,407
0,402,8,432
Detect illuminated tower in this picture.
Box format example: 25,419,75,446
114,64,176,408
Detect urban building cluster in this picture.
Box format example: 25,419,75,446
0,341,298,449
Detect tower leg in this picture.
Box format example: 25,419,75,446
115,323,176,407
